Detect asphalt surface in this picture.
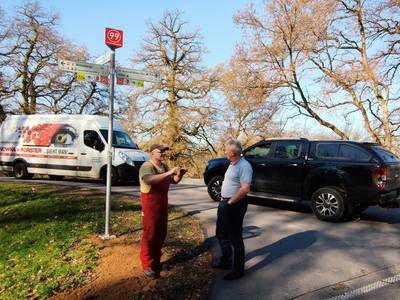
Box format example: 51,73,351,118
2,177,400,299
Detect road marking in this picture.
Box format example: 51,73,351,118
325,274,400,300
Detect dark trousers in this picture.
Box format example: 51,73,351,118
216,198,248,273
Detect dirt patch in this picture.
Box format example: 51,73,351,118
50,233,212,300
49,235,145,300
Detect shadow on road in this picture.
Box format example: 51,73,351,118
245,230,318,274
243,225,262,240
358,207,400,224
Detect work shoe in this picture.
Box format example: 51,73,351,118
143,269,159,279
223,271,244,281
154,262,168,272
212,261,231,270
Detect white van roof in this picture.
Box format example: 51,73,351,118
2,114,124,131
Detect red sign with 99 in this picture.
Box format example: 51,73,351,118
105,28,123,49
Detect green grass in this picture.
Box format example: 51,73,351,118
0,182,212,300
0,182,141,299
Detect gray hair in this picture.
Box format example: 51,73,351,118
225,138,242,155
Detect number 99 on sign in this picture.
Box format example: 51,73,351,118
108,30,121,42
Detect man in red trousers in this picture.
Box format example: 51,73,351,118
139,143,186,279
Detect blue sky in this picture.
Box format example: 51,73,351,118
2,0,346,136
3,0,254,68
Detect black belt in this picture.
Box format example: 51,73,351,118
221,197,230,201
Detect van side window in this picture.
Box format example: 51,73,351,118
244,143,271,159
84,130,104,151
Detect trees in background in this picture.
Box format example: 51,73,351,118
127,10,218,171
216,48,283,147
0,1,109,116
0,7,11,122
234,0,400,153
1,1,399,176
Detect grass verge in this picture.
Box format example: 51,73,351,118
0,181,212,299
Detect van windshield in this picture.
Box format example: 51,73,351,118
100,130,139,149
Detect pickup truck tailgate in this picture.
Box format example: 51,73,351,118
387,163,400,191
370,145,400,191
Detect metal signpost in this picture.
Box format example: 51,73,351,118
57,27,160,241
102,27,123,240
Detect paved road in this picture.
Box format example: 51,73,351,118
2,177,400,299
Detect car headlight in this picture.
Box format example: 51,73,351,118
119,152,135,166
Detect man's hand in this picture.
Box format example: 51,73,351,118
168,166,179,176
178,168,187,177
143,166,179,185
170,166,186,184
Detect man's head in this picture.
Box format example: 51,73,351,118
224,139,242,162
150,143,169,162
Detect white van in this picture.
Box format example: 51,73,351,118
0,114,149,184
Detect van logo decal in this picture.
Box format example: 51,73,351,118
18,124,78,147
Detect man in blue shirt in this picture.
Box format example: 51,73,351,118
213,139,253,280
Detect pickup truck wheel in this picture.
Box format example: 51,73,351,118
207,176,223,202
14,162,33,179
311,187,346,222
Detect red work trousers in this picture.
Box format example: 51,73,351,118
140,178,170,271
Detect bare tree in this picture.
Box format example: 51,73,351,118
235,0,400,153
217,48,282,146
128,10,218,169
235,0,349,139
0,5,13,121
0,1,110,116
310,0,400,151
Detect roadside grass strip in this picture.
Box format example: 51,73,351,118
0,182,138,299
325,274,400,300
0,182,211,300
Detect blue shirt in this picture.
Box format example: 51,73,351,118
221,157,253,198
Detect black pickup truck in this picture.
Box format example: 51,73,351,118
204,138,400,221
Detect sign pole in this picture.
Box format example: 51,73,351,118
102,47,116,240
100,27,123,241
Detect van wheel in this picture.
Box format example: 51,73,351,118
101,167,118,186
48,175,64,180
14,162,33,179
207,176,223,202
311,186,346,222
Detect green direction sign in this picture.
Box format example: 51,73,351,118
58,59,109,75
115,66,160,83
